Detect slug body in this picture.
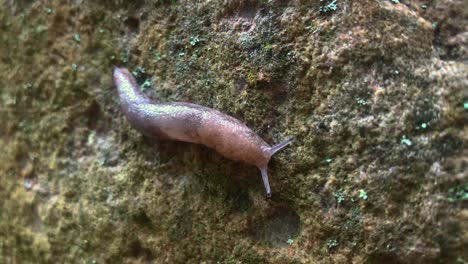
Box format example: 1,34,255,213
114,67,292,196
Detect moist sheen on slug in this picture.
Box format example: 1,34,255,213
114,67,293,196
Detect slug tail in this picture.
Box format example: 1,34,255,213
260,166,272,197
269,137,294,155
114,67,149,104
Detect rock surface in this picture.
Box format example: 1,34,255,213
0,0,466,263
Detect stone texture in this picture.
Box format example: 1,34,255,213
0,0,466,263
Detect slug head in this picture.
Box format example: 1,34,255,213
259,138,293,197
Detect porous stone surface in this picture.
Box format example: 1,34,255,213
0,0,466,263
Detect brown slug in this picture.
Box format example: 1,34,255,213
113,67,292,197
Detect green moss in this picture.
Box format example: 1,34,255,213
73,33,81,42
326,238,339,249
189,36,200,46
359,189,368,200
447,183,468,203
333,188,345,204
400,135,413,146
243,67,259,86
319,0,338,13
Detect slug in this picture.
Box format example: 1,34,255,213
113,67,292,197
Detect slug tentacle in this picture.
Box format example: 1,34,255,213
269,137,294,155
260,166,272,197
258,138,293,197
114,67,293,197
